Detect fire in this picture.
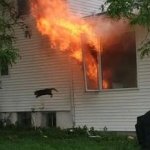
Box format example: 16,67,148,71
30,0,109,89
71,50,82,62
30,0,98,55
103,80,109,89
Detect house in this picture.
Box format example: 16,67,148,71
0,0,150,131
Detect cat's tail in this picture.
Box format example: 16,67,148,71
51,88,58,92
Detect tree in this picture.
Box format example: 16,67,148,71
0,0,24,73
106,0,150,57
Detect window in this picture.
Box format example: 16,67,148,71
42,112,56,127
17,0,30,16
83,31,137,91
1,65,9,76
17,112,31,127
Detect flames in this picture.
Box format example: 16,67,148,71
30,0,109,89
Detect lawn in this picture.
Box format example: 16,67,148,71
0,128,140,150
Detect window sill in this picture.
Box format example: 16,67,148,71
85,87,139,93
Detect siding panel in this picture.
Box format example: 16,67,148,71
71,26,150,131
0,18,72,112
68,0,105,16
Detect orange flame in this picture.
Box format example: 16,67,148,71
30,0,109,89
30,0,98,75
103,80,109,89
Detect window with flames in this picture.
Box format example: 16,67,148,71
83,31,137,91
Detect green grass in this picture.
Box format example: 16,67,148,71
0,128,140,150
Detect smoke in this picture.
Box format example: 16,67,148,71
86,15,130,47
30,0,130,53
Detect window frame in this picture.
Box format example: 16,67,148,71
83,31,139,92
82,38,101,92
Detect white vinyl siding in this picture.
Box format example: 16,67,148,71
68,0,105,16
0,17,72,112
71,26,150,131
0,0,150,131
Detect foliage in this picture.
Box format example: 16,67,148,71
106,0,150,57
139,39,150,58
0,0,24,72
0,128,140,150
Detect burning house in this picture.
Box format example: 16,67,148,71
0,0,150,131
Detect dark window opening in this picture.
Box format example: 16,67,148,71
42,112,56,127
17,112,31,127
1,65,9,76
102,32,137,89
17,0,30,16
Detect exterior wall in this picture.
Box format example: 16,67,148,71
11,113,18,124
0,111,73,128
67,0,150,131
32,112,42,127
68,0,105,16
71,26,150,131
0,112,17,125
56,111,73,128
0,0,150,131
0,16,72,113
